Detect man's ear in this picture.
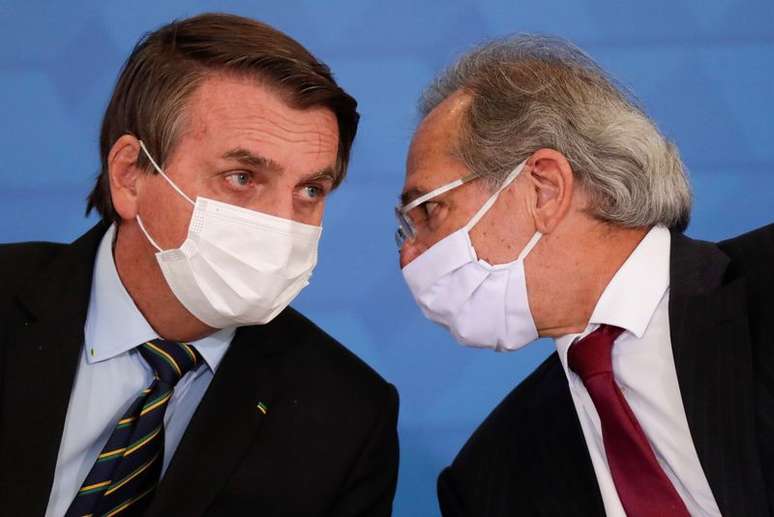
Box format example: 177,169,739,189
108,134,144,222
525,148,574,234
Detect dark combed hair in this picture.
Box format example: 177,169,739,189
87,12,359,223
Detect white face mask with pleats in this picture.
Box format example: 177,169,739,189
135,141,321,328
401,160,542,351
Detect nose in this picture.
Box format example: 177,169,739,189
254,188,297,221
399,238,425,269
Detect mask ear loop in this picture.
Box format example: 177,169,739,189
138,140,196,206
516,231,542,261
462,160,544,262
135,215,163,252
135,140,196,253
463,160,527,233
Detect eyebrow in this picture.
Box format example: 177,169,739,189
222,147,338,184
305,168,337,184
222,148,282,172
400,187,426,208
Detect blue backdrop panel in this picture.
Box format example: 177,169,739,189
1,1,772,515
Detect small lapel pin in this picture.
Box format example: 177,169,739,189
256,402,268,415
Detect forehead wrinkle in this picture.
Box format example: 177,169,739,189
199,96,336,141
240,102,338,145
238,126,338,155
189,80,338,147
223,104,337,146
227,125,338,181
184,77,339,180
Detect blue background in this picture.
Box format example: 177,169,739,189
1,1,772,515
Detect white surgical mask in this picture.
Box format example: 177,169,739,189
401,160,542,351
135,141,321,328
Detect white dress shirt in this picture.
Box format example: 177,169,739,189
45,225,235,517
554,226,721,516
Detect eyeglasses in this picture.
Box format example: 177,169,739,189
394,173,478,249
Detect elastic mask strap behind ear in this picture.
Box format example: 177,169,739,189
138,140,196,206
464,160,527,232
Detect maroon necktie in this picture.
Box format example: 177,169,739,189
568,325,690,516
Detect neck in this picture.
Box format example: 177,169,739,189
527,222,649,338
114,222,215,342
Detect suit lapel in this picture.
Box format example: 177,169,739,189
538,355,606,515
0,224,106,513
146,317,287,516
669,232,769,516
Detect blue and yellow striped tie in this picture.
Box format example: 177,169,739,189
66,339,201,517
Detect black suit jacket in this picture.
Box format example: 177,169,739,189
0,223,399,516
438,224,774,516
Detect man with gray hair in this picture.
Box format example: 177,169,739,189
396,35,773,516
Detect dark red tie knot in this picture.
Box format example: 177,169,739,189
567,324,625,381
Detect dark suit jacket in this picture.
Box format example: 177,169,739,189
0,223,399,516
438,224,774,517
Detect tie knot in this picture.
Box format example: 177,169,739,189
567,324,625,381
139,339,201,385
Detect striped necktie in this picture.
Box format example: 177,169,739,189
66,339,201,517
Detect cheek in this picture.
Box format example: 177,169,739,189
137,178,193,249
468,223,497,263
290,199,325,226
399,240,426,269
419,205,468,250
468,204,533,265
308,201,326,225
166,205,194,248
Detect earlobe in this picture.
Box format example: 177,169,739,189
527,149,574,234
108,135,143,221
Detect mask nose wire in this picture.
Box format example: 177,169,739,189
138,140,196,206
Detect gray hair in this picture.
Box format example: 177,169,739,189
420,35,692,231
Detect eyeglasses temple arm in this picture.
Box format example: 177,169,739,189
398,173,479,214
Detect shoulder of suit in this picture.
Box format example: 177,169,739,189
717,223,774,283
260,306,396,403
457,352,565,447
0,239,66,301
716,224,774,344
495,351,564,411
718,223,774,260
444,351,573,488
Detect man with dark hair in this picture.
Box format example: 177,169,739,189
0,13,398,516
396,35,773,516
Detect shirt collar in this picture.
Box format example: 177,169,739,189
83,224,234,371
555,225,671,366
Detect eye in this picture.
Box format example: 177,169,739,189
415,201,446,232
301,183,328,201
424,202,440,218
405,201,440,229
224,171,253,190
